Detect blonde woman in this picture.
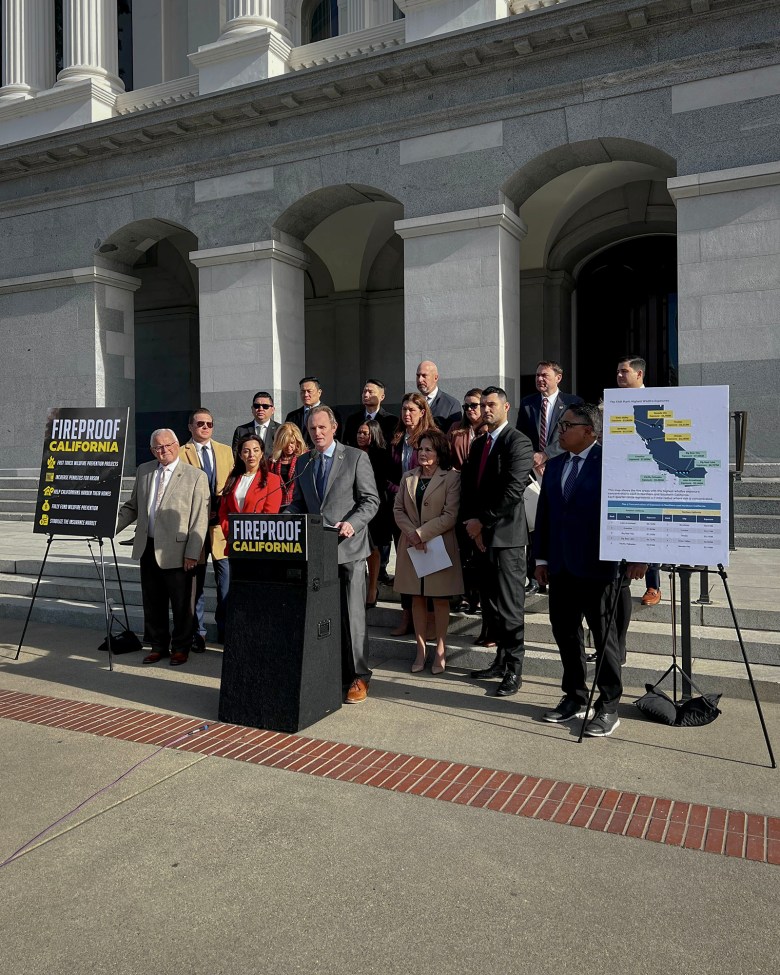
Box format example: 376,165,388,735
269,422,307,509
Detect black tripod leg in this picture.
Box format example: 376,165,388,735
97,538,114,673
15,534,54,660
717,564,776,769
578,562,627,743
110,537,132,633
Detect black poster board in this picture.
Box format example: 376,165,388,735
227,513,308,561
34,407,129,538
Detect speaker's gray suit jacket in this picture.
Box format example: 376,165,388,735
116,460,210,569
288,445,379,563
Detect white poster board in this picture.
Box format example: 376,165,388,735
600,386,730,567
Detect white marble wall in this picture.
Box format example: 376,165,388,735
670,162,780,460
396,204,525,407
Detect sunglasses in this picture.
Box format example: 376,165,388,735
253,403,272,409
462,403,481,410
195,420,213,428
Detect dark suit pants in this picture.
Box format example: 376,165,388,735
482,546,526,675
194,538,230,640
615,575,632,664
339,558,371,683
548,570,623,711
141,539,197,654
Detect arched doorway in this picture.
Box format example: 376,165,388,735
96,219,199,462
275,185,404,416
575,236,678,402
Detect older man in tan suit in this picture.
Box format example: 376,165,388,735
116,429,210,666
180,407,234,650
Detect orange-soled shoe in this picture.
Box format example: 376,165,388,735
641,588,661,606
346,678,369,703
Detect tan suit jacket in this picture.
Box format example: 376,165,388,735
116,460,210,570
180,438,234,560
393,467,463,598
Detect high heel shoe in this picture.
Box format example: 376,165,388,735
410,657,426,673
431,656,446,675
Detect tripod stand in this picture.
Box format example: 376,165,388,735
14,534,134,673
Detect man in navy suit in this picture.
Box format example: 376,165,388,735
231,391,280,457
460,386,534,697
534,403,646,736
516,360,582,471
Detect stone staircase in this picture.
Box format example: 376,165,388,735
732,464,780,549
0,469,135,524
1,549,778,699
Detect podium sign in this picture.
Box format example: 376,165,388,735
34,407,129,537
228,513,307,560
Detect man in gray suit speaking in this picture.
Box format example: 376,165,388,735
116,429,210,667
288,406,379,703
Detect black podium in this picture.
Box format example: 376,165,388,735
218,513,342,733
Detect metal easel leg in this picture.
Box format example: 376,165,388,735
15,534,54,660
97,538,114,672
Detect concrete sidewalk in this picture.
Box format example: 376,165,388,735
1,617,779,975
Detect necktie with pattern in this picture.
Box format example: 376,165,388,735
563,454,581,501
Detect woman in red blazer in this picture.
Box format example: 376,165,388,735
218,435,282,555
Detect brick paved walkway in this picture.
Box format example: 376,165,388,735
1,687,777,866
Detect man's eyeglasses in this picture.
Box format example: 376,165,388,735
558,421,589,432
253,403,272,410
462,403,481,411
194,420,213,428
152,442,177,452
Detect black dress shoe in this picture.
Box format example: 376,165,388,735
495,673,521,697
470,661,506,679
191,633,206,653
525,580,539,595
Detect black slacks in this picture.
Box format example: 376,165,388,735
548,570,623,710
140,538,197,654
481,546,526,675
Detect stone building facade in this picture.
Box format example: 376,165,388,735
0,0,778,464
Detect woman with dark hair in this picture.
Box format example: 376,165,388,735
218,435,282,550
448,388,486,471
387,392,437,635
356,419,393,608
393,429,463,675
268,421,307,509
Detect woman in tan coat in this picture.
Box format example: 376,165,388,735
394,429,464,675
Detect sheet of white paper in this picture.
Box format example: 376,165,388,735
407,534,453,578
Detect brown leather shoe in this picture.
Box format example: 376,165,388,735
641,587,661,606
169,651,189,666
346,678,369,703
142,651,168,665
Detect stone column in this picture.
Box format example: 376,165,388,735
189,240,308,433
56,0,124,92
222,0,286,36
669,162,780,462
395,205,526,407
0,0,55,100
190,0,291,93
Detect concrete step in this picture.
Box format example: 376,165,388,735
735,498,780,517
733,478,780,498
0,513,33,522
733,533,780,549
0,499,37,511
734,513,780,535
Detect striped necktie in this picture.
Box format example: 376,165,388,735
563,454,581,502
539,397,549,451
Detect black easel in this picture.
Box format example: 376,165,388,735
14,534,132,673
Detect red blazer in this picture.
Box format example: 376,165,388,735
218,471,282,555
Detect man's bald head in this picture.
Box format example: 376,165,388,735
416,360,439,396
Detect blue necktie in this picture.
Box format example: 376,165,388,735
563,454,581,502
201,445,215,493
316,454,328,500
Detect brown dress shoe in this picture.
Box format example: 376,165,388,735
346,678,369,703
169,651,189,666
142,651,168,665
641,587,661,606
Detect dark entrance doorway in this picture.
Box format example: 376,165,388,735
575,236,678,402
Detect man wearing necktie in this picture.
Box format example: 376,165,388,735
285,376,342,449
460,386,534,697
116,429,209,667
534,404,647,736
181,409,235,648
343,380,398,446
231,391,280,457
287,406,379,704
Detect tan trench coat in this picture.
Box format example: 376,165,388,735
393,467,464,597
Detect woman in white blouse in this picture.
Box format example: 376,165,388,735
218,435,282,553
